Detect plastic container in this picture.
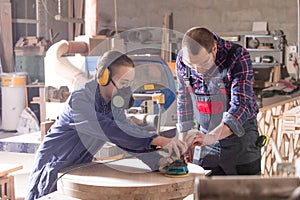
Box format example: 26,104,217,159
1,72,27,131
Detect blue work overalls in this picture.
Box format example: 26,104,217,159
25,80,162,200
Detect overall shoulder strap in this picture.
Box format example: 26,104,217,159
184,66,192,89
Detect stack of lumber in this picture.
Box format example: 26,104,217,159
14,36,48,56
282,106,300,134
280,106,300,163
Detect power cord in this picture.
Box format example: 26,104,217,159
48,154,137,194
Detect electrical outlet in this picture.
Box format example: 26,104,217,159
289,45,298,53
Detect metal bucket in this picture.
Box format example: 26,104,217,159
1,72,27,131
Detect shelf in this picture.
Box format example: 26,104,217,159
252,62,278,67
30,101,40,105
247,48,282,52
244,34,274,38
253,66,274,69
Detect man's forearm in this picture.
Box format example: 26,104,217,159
205,123,233,144
151,136,170,147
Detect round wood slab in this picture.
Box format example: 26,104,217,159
57,158,204,200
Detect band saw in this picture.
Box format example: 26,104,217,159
128,55,189,177
127,54,178,138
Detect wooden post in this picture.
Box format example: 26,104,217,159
74,0,84,36
85,0,98,37
161,13,169,62
68,0,74,41
40,120,55,141
0,2,14,72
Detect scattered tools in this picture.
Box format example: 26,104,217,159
262,79,298,97
46,86,70,102
14,36,49,56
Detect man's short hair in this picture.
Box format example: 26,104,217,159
182,27,214,55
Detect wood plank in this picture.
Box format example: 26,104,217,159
68,0,74,41
0,164,23,177
161,13,169,62
196,176,300,200
74,0,84,36
0,2,13,72
84,0,98,37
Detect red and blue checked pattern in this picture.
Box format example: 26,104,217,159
176,32,258,129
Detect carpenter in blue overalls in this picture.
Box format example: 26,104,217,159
176,27,261,175
25,51,187,200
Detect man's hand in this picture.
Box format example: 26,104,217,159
157,157,174,173
183,124,233,147
184,146,194,163
186,132,218,147
151,136,188,159
163,139,188,158
183,131,201,146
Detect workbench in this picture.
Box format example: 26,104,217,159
48,158,207,200
0,132,124,159
0,132,41,153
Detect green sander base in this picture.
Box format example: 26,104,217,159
164,158,189,178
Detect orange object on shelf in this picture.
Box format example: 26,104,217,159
1,72,27,87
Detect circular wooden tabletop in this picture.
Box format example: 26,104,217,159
57,158,205,200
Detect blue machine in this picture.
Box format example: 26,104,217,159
129,55,176,113
85,54,178,129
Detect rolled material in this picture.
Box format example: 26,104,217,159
67,41,88,54
45,40,89,91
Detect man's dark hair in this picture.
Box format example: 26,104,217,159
182,27,214,55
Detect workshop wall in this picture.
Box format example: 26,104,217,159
9,0,299,46
98,0,298,45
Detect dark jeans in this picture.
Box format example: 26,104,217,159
206,158,261,176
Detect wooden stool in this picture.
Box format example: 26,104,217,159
0,176,14,200
0,164,23,200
